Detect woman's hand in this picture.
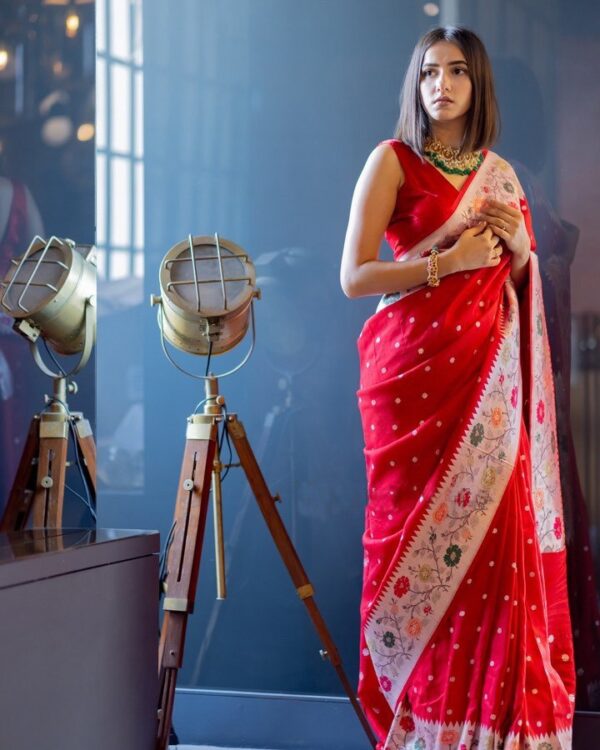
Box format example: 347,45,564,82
445,222,503,273
478,199,531,258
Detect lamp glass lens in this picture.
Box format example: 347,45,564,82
169,242,249,315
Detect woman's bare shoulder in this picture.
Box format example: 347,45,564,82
364,141,406,189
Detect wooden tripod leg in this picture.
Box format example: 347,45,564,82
156,420,217,750
33,433,68,528
226,415,377,749
74,418,97,494
0,417,40,531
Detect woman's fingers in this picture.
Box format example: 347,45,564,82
482,199,521,219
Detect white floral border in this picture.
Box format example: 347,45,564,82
364,281,522,710
528,252,565,552
384,713,572,750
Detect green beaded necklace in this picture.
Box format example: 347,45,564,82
424,149,484,175
423,138,484,175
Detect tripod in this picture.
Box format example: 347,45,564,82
0,375,96,530
156,376,376,750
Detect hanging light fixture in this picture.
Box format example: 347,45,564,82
0,47,9,72
65,11,80,37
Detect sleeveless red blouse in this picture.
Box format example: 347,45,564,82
381,139,485,259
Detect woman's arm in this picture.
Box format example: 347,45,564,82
340,144,456,298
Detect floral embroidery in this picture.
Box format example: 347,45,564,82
418,564,434,582
394,576,410,598
470,422,484,446
491,406,503,427
406,618,422,637
383,713,571,750
433,503,448,523
511,386,519,408
537,399,546,424
533,488,545,510
400,716,415,733
440,728,459,744
529,254,565,553
454,489,471,508
482,467,496,488
383,631,396,648
444,544,462,567
503,181,515,193
553,516,563,540
380,675,392,692
536,313,543,336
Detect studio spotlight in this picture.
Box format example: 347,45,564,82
0,236,97,530
152,234,257,361
1,236,96,372
151,234,376,750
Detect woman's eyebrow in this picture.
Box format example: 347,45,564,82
422,60,468,67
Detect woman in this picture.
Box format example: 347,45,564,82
340,27,575,750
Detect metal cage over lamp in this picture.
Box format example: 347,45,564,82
152,234,258,362
0,235,96,377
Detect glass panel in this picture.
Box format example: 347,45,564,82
96,0,144,502
109,156,131,248
96,0,600,715
109,0,131,60
109,63,131,153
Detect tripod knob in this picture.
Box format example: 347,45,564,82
319,649,329,662
183,478,194,491
41,476,53,489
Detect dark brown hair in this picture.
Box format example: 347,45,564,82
394,26,500,155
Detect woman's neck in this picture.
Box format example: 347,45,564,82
429,122,466,150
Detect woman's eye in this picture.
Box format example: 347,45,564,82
454,67,467,75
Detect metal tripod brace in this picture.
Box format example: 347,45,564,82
156,376,377,750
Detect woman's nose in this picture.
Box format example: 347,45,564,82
437,74,450,92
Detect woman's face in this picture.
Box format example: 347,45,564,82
419,41,472,129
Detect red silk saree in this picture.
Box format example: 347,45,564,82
356,141,575,750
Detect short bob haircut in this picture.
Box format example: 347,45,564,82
394,26,500,155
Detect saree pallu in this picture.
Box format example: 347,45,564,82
356,151,575,750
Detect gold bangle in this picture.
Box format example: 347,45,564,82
427,245,440,287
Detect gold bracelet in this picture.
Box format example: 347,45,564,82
426,245,440,287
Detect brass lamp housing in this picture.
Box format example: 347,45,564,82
156,235,257,356
0,237,96,355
